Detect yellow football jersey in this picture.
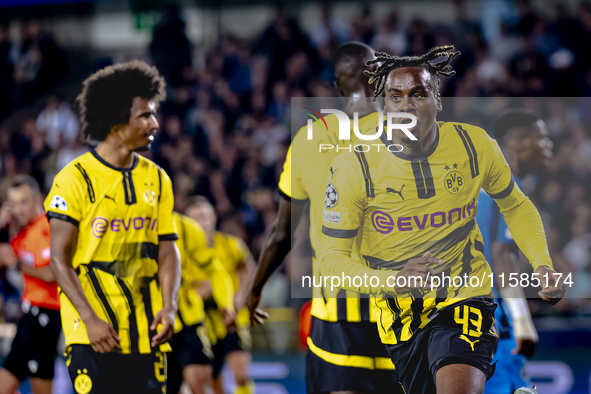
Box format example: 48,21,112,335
198,231,252,341
320,121,551,345
174,212,225,332
213,232,250,294
278,112,382,323
44,151,177,354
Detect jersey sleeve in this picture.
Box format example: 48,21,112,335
158,168,178,241
481,134,553,271
277,142,308,203
481,135,514,198
320,154,366,238
184,221,235,312
319,154,393,294
44,166,85,227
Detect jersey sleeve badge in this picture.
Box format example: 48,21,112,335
325,182,339,208
49,195,68,211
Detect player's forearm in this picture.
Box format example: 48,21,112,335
20,264,55,282
321,237,393,295
49,220,97,322
251,219,292,295
158,241,181,312
236,267,249,295
208,259,235,312
496,187,553,271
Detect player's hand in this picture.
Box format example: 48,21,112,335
535,266,566,305
512,338,537,358
150,307,176,347
220,307,236,326
394,252,444,293
246,290,269,327
86,315,121,353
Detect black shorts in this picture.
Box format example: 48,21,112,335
212,324,251,377
3,306,61,381
386,297,499,394
66,344,167,394
167,323,213,394
306,317,403,394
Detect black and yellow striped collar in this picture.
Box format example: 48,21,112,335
90,149,139,172
379,121,440,161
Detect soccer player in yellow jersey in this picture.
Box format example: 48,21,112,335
320,46,566,393
44,61,180,394
246,42,402,394
186,197,258,394
168,212,235,394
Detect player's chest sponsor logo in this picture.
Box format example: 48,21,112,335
371,198,475,234
91,216,157,238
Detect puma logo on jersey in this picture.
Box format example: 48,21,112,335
104,194,116,203
459,334,479,351
386,185,405,200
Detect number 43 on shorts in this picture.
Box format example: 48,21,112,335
453,304,496,351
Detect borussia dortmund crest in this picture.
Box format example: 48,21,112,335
143,183,157,206
444,171,464,194
74,369,92,394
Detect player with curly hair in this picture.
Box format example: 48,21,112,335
44,60,181,394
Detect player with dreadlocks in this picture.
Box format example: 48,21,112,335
320,45,565,393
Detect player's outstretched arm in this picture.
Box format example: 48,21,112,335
484,136,565,305
151,240,180,347
245,196,303,326
235,248,256,311
49,219,121,353
494,188,566,305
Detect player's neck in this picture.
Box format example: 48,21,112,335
391,122,438,157
95,140,136,169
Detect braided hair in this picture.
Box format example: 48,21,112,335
363,45,460,101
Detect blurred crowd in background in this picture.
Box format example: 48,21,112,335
0,0,591,324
